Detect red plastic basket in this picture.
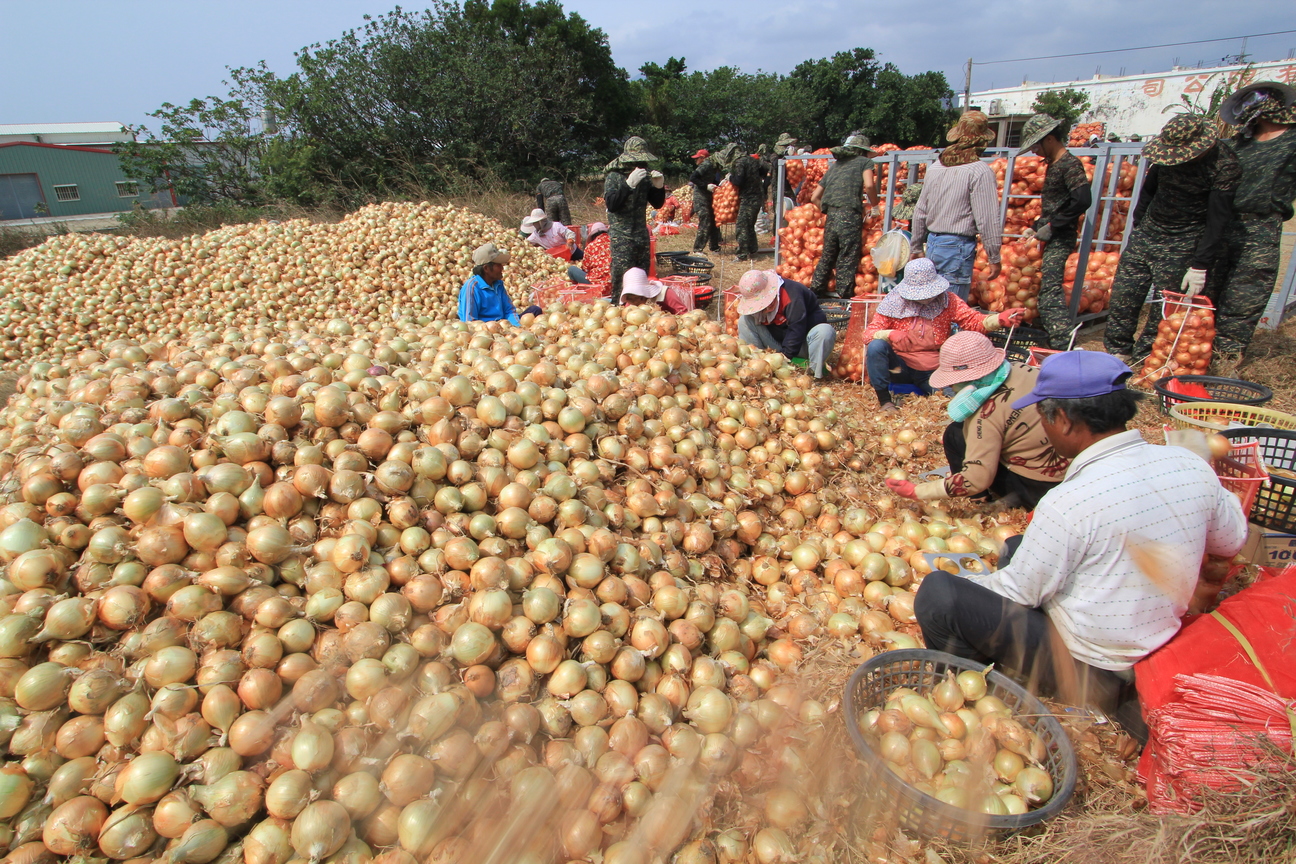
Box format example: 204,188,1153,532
559,282,611,303
1028,347,1062,367
1214,440,1267,517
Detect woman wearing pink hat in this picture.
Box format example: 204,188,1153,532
619,268,692,314
734,269,835,378
864,257,1023,410
521,208,576,250
884,331,1068,509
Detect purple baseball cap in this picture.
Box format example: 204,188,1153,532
1011,351,1133,410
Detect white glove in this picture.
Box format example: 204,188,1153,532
650,170,665,189
1180,267,1207,298
626,167,648,188
707,184,718,192
1020,228,1036,241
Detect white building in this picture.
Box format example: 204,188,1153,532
0,122,134,147
971,59,1296,145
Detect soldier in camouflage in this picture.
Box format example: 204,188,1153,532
604,137,667,304
1019,114,1093,350
1209,82,1296,365
535,178,571,227
689,146,730,254
1103,114,1240,362
728,148,770,259
809,134,879,298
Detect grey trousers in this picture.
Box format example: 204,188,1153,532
738,317,836,378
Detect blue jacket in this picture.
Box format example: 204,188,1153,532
458,274,520,326
766,278,827,358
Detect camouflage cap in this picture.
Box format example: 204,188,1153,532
715,143,741,167
831,133,877,158
1016,113,1062,154
1143,114,1218,166
607,136,659,169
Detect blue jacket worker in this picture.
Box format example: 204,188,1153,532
458,242,539,325
734,269,836,379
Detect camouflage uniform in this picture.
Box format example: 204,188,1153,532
810,156,874,298
604,138,666,303
689,158,722,253
1035,151,1091,349
729,154,769,257
1104,143,1241,357
1208,129,1296,353
535,179,571,227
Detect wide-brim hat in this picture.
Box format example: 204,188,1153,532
775,133,796,148
621,267,667,301
929,331,1006,389
607,136,659,169
1220,81,1296,125
1143,114,1217,166
472,242,511,267
734,269,782,316
894,258,949,301
947,110,995,146
715,143,741,166
1016,113,1062,154
521,208,548,228
831,133,877,158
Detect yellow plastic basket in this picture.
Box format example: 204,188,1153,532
1168,401,1296,432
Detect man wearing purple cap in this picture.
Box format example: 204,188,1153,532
914,351,1247,726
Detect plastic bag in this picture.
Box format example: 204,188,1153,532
870,230,911,279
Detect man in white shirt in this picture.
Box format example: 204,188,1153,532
915,352,1247,721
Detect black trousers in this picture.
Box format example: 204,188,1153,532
942,421,1059,510
915,560,1147,740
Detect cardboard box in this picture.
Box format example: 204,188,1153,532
1237,521,1296,566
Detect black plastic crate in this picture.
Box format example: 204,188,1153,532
988,326,1050,364
672,255,715,276
1152,375,1272,415
820,299,853,333
844,649,1077,844
1223,427,1296,533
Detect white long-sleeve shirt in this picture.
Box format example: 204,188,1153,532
524,221,575,250
910,160,1003,264
968,430,1247,671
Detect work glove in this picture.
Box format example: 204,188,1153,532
1180,267,1207,298
626,167,648,188
650,171,665,189
871,330,893,342
707,184,718,192
886,478,950,501
885,478,917,499
999,309,1024,327
1033,223,1054,243
865,206,880,219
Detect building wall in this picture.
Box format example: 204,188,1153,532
0,143,173,219
971,59,1296,138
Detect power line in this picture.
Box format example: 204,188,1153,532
972,29,1296,66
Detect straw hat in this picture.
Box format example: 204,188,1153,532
1142,114,1218,166
894,258,950,301
621,268,667,301
734,269,782,316
929,332,1006,389
1016,114,1062,154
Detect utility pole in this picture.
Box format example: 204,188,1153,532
964,58,973,113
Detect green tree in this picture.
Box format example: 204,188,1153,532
1031,88,1091,127
270,1,633,193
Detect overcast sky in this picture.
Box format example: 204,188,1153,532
4,1,1294,131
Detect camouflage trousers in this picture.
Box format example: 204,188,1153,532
693,195,720,252
1037,230,1078,350
609,226,651,304
1207,214,1283,353
736,197,762,257
810,208,863,298
1103,221,1199,357
543,195,571,228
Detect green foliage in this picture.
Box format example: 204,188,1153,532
1031,88,1091,127
784,49,956,148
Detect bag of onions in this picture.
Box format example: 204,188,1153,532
713,181,739,225
1139,291,1215,382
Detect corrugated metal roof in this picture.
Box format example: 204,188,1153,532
0,122,128,135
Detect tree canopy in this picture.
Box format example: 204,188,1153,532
1031,88,1092,128
120,1,955,203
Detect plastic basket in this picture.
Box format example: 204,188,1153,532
988,327,1050,364
820,299,853,333
1213,440,1267,517
654,251,688,273
1027,347,1062,368
672,255,715,276
1168,402,1296,433
844,649,1077,844
558,282,611,304
1152,375,1272,414
1223,427,1296,533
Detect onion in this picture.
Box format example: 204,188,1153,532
43,795,108,855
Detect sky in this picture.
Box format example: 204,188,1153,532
3,0,1295,132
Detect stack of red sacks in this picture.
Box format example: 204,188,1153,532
1135,567,1296,813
